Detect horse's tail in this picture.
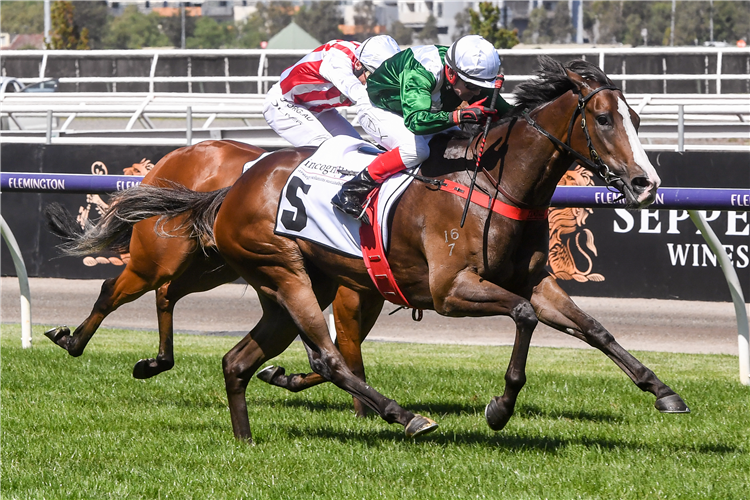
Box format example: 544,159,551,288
45,202,133,256
45,182,230,256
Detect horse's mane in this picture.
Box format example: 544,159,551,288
509,55,614,116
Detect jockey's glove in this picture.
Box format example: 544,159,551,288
450,97,497,125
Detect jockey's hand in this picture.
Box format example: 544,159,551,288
450,97,497,125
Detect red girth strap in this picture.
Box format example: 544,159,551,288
359,188,412,307
439,179,549,221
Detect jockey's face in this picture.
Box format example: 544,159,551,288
446,67,482,101
354,61,369,85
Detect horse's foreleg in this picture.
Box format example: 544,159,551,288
133,257,238,379
434,270,538,431
45,268,154,357
530,275,689,413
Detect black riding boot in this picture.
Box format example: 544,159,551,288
331,168,379,222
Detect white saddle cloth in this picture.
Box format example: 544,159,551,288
274,135,415,258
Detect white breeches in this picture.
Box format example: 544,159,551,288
356,105,435,168
263,84,361,147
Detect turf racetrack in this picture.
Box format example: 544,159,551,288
2,325,748,499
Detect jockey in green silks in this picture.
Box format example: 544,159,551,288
331,34,514,220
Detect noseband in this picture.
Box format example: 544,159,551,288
522,84,622,189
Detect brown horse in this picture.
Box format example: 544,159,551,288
44,140,263,378
56,57,689,442
45,139,375,415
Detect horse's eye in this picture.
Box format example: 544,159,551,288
596,115,610,126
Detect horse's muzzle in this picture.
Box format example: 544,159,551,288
629,175,660,208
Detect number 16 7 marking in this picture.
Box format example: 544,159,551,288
445,228,459,256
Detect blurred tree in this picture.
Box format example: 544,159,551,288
418,14,439,44
162,12,197,48
523,7,550,44
246,1,294,42
354,0,379,39
235,15,266,48
470,2,519,48
0,0,45,34
589,1,750,47
186,16,232,49
103,5,169,49
296,1,342,43
453,7,472,41
389,20,413,46
548,1,574,43
72,1,108,49
47,1,90,49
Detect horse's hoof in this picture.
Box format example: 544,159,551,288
485,397,514,431
655,394,690,413
44,326,70,344
44,326,70,351
132,358,171,379
405,414,438,438
256,365,284,384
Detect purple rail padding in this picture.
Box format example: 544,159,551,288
551,186,750,211
2,172,749,211
1,172,143,194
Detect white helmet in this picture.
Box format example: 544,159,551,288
445,35,501,89
355,35,401,73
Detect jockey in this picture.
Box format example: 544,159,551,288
262,35,401,147
332,34,514,219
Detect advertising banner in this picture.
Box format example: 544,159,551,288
549,152,750,301
1,144,175,280
1,145,748,301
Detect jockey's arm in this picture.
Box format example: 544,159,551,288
319,48,369,108
401,71,454,135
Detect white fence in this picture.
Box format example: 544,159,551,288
1,92,748,151
2,46,749,94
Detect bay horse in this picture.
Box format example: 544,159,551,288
54,57,689,442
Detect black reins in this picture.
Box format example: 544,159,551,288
522,84,624,190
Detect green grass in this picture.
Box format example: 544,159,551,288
2,325,748,499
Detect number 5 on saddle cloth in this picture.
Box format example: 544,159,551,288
271,135,416,305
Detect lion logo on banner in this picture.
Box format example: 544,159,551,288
77,158,154,267
547,166,604,283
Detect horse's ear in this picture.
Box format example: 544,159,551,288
565,69,591,94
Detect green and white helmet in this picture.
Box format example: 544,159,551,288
355,35,401,73
445,35,501,88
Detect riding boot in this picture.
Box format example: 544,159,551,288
331,148,407,222
331,168,379,221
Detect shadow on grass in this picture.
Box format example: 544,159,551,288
257,397,624,425
516,403,624,424
285,426,741,454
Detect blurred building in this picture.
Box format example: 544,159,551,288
103,1,587,45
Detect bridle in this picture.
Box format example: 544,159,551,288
522,84,624,190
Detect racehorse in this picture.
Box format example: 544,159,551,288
53,57,689,442
44,140,263,378
45,139,375,415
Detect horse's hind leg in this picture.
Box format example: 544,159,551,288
531,275,689,413
258,287,384,417
245,271,435,438
132,255,239,379
45,268,154,357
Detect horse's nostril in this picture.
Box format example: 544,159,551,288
631,176,652,193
